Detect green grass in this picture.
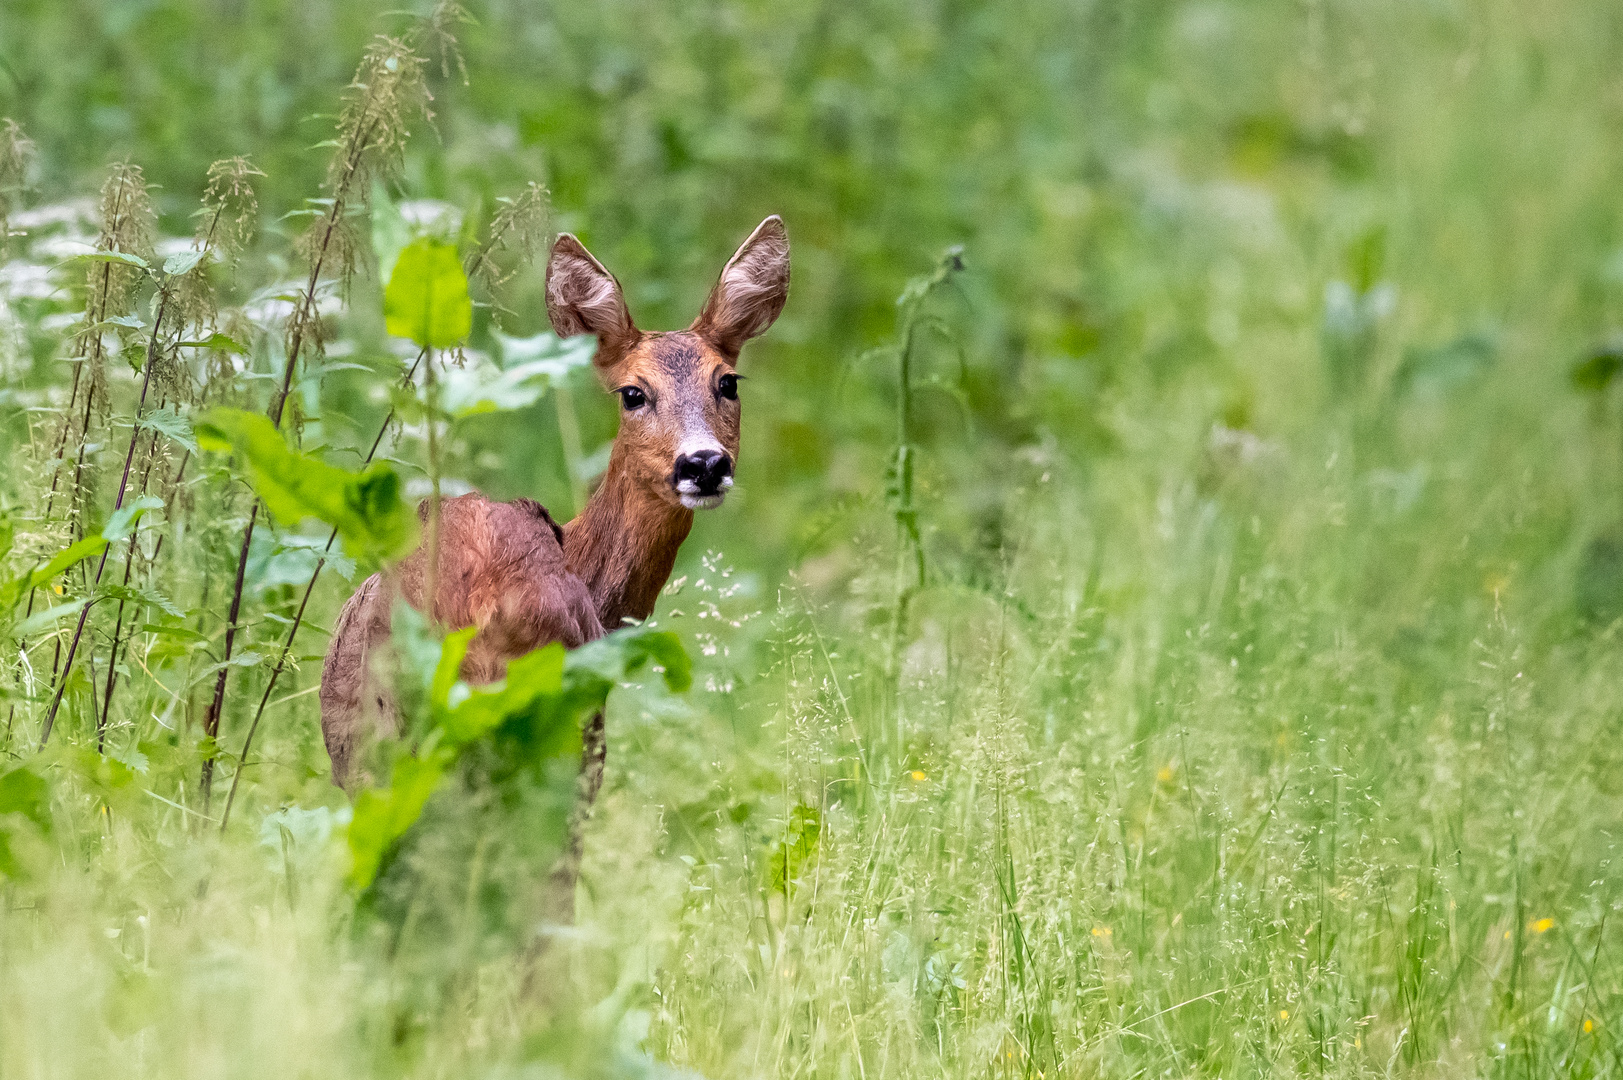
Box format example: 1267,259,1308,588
3,0,1623,1077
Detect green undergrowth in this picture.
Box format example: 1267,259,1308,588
4,0,1623,1077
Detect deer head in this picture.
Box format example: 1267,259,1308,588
545,216,790,510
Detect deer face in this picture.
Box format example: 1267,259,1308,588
545,217,790,511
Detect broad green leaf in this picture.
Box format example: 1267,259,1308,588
384,238,471,349
81,250,150,270
175,332,249,355
196,408,419,567
14,535,110,599
100,582,184,618
765,803,822,896
138,405,198,453
346,623,691,896
1395,333,1497,395
566,624,693,693
0,766,51,830
430,626,478,711
0,765,51,880
14,597,92,637
494,330,598,371
162,249,207,276
102,495,165,542
1573,347,1623,394
347,746,454,890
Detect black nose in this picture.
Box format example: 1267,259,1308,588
674,450,733,494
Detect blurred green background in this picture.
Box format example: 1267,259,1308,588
7,1,1623,1077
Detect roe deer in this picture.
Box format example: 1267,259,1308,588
319,217,790,812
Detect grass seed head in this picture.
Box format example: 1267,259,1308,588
326,36,430,204
415,1,473,84
197,156,263,262
79,162,155,361
467,182,550,298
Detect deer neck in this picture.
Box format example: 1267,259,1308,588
563,446,693,632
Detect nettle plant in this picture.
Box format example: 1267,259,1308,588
0,3,690,920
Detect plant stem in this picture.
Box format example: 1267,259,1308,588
424,348,442,627
886,248,961,674
99,418,168,740
38,285,173,749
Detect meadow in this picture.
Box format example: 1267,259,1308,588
2,0,1623,1077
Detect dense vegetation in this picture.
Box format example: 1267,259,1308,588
3,0,1623,1076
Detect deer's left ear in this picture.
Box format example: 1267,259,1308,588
692,216,790,355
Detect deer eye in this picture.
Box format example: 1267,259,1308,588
618,385,647,411
717,373,739,400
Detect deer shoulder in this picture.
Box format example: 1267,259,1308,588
319,493,603,785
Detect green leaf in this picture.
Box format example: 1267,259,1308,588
1573,347,1623,394
347,745,455,891
162,249,208,276
175,332,250,355
1394,333,1498,395
384,238,471,349
566,624,693,694
765,803,822,896
27,536,108,590
0,766,51,830
102,495,165,542
195,408,419,568
14,597,92,637
430,626,478,711
0,765,51,880
81,250,150,270
137,405,197,453
100,582,185,619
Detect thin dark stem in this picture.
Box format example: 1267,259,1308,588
218,348,424,831
99,419,167,736
38,286,172,749
200,117,378,803
423,348,441,625
200,500,257,807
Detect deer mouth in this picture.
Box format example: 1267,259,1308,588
674,475,732,510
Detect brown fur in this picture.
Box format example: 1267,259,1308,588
320,217,790,792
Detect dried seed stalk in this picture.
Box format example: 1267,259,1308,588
39,161,251,749
99,160,262,734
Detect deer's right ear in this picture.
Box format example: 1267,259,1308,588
546,234,636,356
